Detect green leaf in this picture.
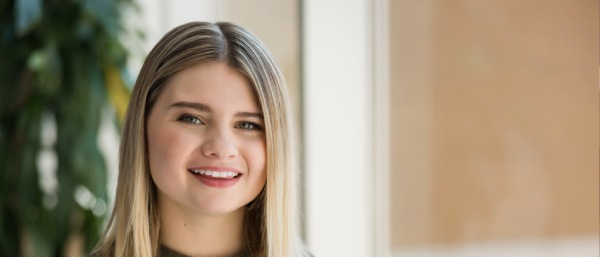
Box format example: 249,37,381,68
15,0,43,36
30,42,63,98
27,49,47,71
2,0,140,255
26,223,54,257
82,0,119,37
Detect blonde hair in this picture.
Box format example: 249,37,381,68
92,21,304,257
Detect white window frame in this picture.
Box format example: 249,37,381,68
302,0,390,256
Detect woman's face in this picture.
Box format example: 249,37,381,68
146,61,266,215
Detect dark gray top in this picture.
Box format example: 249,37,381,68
160,245,251,257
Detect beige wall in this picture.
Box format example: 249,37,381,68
391,0,599,247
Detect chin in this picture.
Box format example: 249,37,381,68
192,199,246,216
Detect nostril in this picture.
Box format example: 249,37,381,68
201,139,238,159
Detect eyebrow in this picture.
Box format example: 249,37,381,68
235,112,264,119
168,101,263,119
169,101,211,112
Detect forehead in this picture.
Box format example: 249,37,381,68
158,62,261,111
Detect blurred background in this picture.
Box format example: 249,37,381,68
0,0,598,257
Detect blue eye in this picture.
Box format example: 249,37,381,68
177,115,203,124
236,122,262,131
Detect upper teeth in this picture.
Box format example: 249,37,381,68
191,170,239,178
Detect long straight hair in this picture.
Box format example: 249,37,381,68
92,21,303,257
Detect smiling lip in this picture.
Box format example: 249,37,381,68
188,166,242,188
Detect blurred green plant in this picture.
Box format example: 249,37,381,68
0,0,139,256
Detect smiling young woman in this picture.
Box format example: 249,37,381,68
90,22,310,257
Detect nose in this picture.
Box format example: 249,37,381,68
200,128,238,159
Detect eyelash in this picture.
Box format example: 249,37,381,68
176,114,262,131
235,121,263,131
177,114,204,125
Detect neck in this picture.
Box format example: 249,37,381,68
158,196,245,257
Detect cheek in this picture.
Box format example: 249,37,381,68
246,139,267,184
147,135,169,191
147,126,169,172
146,125,196,201
146,123,191,179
